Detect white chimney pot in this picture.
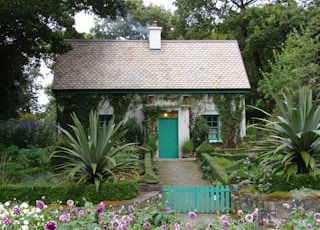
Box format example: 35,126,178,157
148,21,162,50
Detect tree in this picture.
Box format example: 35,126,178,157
89,1,173,40
0,0,128,120
216,1,307,112
172,0,257,39
249,87,320,180
258,4,320,108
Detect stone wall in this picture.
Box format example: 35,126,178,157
231,192,320,225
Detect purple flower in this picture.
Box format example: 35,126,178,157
173,223,180,229
109,212,115,219
144,222,151,230
120,224,128,230
162,222,168,229
307,223,312,229
2,216,13,226
221,220,229,227
95,203,104,213
12,205,21,215
188,211,196,220
185,223,192,229
220,215,228,222
128,205,134,213
44,220,57,230
314,213,320,219
59,214,70,223
248,151,255,157
112,219,120,229
259,218,267,227
36,200,45,209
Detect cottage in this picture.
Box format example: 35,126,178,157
52,23,251,158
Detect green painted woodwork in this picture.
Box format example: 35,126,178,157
158,117,178,158
162,186,231,213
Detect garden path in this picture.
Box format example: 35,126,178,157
154,158,211,186
154,158,217,228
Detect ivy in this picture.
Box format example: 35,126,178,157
56,94,102,131
213,94,244,148
142,105,163,139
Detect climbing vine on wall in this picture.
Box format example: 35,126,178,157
105,94,140,123
213,94,244,148
56,94,102,131
142,105,163,140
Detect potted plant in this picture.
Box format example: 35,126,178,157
181,139,194,158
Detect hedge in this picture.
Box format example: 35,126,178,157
0,180,139,206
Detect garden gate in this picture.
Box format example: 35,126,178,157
162,185,230,213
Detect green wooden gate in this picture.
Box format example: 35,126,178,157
162,186,230,213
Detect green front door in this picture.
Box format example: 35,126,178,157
158,113,178,158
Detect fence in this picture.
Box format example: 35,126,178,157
162,185,230,213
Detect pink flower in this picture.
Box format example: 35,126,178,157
245,213,254,223
188,211,196,220
173,223,180,229
36,200,45,209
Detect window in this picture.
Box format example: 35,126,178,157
99,115,112,128
203,115,219,141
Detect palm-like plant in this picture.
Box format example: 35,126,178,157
50,111,139,191
249,87,320,180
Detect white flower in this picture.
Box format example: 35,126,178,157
21,225,29,230
23,220,29,225
67,199,74,207
20,202,29,209
4,201,10,207
282,203,290,209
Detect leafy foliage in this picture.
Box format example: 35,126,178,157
0,117,56,148
249,87,320,180
191,115,209,149
258,4,320,107
123,117,143,145
90,0,173,40
0,0,129,119
51,110,140,191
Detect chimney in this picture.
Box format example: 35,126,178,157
148,21,162,50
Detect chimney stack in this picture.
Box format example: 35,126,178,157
148,21,162,50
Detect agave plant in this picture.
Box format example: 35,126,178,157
249,87,320,180
50,111,139,191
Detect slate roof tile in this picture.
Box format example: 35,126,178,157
53,40,251,91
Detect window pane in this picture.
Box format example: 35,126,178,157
99,115,112,127
203,115,219,140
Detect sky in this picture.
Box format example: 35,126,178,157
38,0,174,105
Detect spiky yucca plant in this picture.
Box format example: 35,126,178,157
249,87,320,180
50,111,139,191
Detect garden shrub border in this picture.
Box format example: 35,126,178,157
198,152,229,185
0,181,139,206
138,151,159,183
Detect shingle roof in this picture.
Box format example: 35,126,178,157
53,39,251,91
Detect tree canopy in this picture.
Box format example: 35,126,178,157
0,0,128,120
89,0,174,40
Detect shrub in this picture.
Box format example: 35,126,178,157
139,152,159,182
0,118,56,148
0,181,139,206
123,117,143,145
200,153,229,184
191,115,209,148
